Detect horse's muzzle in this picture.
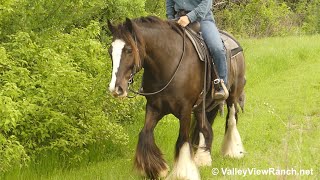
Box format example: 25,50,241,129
110,86,128,98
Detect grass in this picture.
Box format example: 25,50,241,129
2,35,320,179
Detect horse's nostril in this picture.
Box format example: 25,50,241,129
115,86,124,95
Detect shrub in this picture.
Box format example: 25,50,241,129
0,0,150,172
0,22,131,172
215,0,296,37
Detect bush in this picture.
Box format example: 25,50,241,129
215,0,296,37
0,22,131,172
296,0,320,34
0,0,150,172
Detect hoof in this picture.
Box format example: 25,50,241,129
168,143,200,180
159,164,170,178
194,148,212,167
194,133,212,167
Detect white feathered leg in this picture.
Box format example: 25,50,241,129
168,143,200,180
221,104,245,158
194,133,212,167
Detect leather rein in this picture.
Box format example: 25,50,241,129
127,28,186,96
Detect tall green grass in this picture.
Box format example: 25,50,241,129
2,35,320,179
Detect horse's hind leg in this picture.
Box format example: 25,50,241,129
170,108,200,180
192,110,214,167
221,103,245,158
238,90,245,112
222,52,246,158
134,104,169,179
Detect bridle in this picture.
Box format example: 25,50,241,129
127,28,186,97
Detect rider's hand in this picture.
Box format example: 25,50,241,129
178,16,190,27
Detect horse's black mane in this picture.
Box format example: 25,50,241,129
132,16,183,35
113,16,182,37
133,16,165,24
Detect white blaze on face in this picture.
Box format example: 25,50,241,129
109,39,126,92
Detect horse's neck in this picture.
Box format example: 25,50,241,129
140,27,183,79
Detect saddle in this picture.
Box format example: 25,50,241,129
185,22,243,111
185,22,243,64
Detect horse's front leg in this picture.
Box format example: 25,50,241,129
170,108,200,180
193,109,215,167
134,104,169,179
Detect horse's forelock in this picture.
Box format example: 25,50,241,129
114,23,144,70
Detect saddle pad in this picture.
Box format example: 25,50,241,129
185,27,210,62
219,31,243,57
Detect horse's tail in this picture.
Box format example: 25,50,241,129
238,77,246,112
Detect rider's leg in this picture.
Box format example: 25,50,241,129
200,19,228,99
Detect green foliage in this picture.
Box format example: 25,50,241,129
145,0,166,18
215,0,296,37
296,0,320,34
0,135,29,172
0,24,130,171
275,0,320,34
0,0,147,41
213,0,320,37
0,0,148,171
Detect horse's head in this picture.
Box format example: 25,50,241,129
107,18,144,97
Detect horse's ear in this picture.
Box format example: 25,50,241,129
125,17,136,34
107,19,115,34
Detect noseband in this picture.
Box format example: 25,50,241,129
128,28,186,96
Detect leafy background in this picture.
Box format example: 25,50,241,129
0,0,319,174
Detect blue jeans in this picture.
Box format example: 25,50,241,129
200,19,227,85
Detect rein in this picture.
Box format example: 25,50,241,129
128,28,186,96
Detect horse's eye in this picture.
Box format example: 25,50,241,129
125,47,133,54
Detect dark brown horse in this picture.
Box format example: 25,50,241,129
107,16,245,179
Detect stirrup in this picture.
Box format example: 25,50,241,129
212,79,229,100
